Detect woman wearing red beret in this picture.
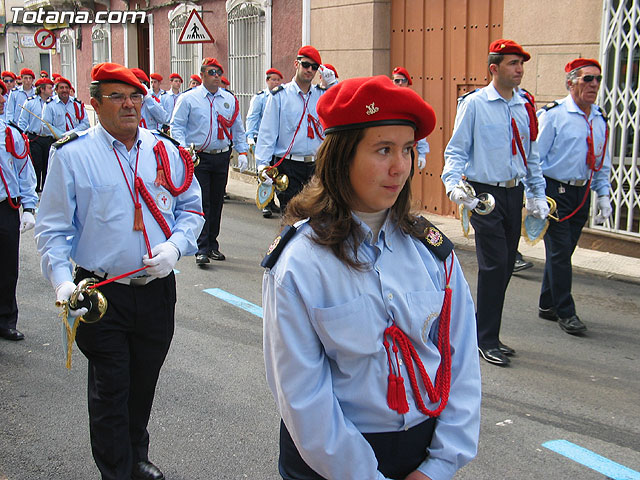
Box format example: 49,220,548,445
262,76,481,480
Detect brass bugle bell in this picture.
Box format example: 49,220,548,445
260,167,289,192
459,181,495,215
55,278,108,324
188,143,200,168
546,196,558,221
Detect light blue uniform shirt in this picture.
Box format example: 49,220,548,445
0,119,37,208
245,89,267,141
6,86,35,123
537,94,611,197
0,93,8,121
416,137,430,157
255,80,325,168
442,84,546,198
263,215,481,480
35,124,204,288
170,85,248,154
140,93,169,131
160,91,181,123
41,95,90,138
18,95,48,134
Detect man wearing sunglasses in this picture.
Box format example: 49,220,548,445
255,45,325,213
536,58,611,336
171,57,249,266
1,72,16,120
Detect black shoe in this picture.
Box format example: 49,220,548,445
558,315,587,335
0,328,24,341
132,460,164,480
478,347,510,366
271,204,281,214
538,307,558,321
262,207,272,218
195,254,210,265
498,342,516,356
513,258,534,273
223,192,230,200
208,250,226,261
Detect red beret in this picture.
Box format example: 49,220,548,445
91,63,146,94
55,77,73,88
1,71,16,80
317,76,436,141
130,68,150,83
35,78,54,87
20,68,35,78
297,45,322,65
202,58,224,74
169,73,183,82
150,73,163,81
392,66,412,85
40,70,49,76
323,64,339,78
489,39,530,61
565,58,601,73
266,68,283,79
0,80,7,96
221,76,230,86
190,74,202,84
52,73,62,80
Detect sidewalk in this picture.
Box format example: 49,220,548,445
227,173,640,284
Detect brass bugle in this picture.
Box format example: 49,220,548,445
459,181,495,215
55,278,108,324
260,167,289,192
188,143,200,168
546,196,558,221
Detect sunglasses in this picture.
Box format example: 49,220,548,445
393,78,408,84
580,74,602,83
205,69,222,77
299,61,319,71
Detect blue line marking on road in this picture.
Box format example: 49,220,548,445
203,288,263,318
543,440,640,479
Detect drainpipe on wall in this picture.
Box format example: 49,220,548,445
302,0,310,45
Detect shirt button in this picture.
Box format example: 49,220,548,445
388,293,393,300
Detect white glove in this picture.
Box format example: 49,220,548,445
55,281,88,318
19,211,35,233
526,197,550,220
449,186,479,210
247,137,255,146
594,195,612,225
142,242,180,278
320,66,336,85
258,165,273,186
237,154,248,173
417,156,426,170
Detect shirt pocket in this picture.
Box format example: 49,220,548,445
406,290,445,346
311,295,380,358
479,123,509,153
89,185,122,224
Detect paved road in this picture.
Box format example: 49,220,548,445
1,196,638,479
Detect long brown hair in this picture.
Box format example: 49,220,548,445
283,128,420,269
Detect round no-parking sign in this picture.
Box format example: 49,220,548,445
34,28,56,50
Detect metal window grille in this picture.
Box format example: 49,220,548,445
91,27,110,65
599,0,640,237
59,34,76,88
170,13,199,91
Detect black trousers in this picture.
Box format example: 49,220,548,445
27,134,55,192
74,269,176,480
469,182,524,349
278,418,436,480
0,200,20,330
194,150,231,254
274,157,315,212
540,178,591,318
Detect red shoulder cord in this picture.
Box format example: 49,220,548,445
73,101,85,121
269,92,311,172
153,141,194,195
307,113,324,140
65,113,74,131
1,127,30,209
510,92,539,168
383,253,454,417
217,95,240,141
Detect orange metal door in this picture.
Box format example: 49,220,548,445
391,0,503,216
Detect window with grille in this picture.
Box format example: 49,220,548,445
600,0,640,237
92,25,111,65
59,32,76,88
169,11,200,91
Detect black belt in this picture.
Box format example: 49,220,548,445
1,197,20,205
76,267,155,287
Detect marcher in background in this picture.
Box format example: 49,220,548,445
442,39,548,367
245,68,284,218
220,76,231,92
0,79,37,342
255,45,325,212
40,70,49,78
131,68,169,130
318,63,339,90
18,77,54,192
6,68,35,123
35,62,204,480
262,75,480,480
392,66,429,171
536,58,612,335
150,73,165,98
171,58,248,266
41,77,91,138
161,73,183,127
188,74,202,89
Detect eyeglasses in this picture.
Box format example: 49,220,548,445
299,61,319,71
102,93,144,104
204,69,222,77
393,78,408,85
580,74,603,83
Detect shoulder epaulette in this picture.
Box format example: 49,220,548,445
316,84,327,91
256,90,265,95
260,225,298,269
597,106,608,123
154,130,180,147
160,91,166,96
73,97,82,103
412,216,454,262
8,121,24,134
519,88,536,106
183,86,194,93
46,97,54,103
26,95,36,101
11,86,18,91
458,88,479,102
52,132,79,149
270,85,284,95
541,101,559,111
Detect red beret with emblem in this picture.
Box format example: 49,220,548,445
150,73,163,81
323,64,339,78
130,67,150,83
266,68,283,79
202,58,224,74
0,80,7,96
169,73,183,82
489,39,530,61
35,78,54,87
91,63,146,94
1,71,16,80
20,68,35,78
297,45,322,65
55,76,73,88
392,66,412,85
316,75,436,141
190,74,202,84
565,58,601,73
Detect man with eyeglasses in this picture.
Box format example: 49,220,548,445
392,66,429,171
35,62,204,480
255,45,325,213
6,68,35,123
170,57,249,266
535,58,611,336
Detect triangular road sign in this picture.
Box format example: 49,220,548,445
178,10,215,44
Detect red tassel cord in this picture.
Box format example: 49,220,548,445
217,95,240,141
5,127,30,159
152,141,194,195
73,101,85,121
